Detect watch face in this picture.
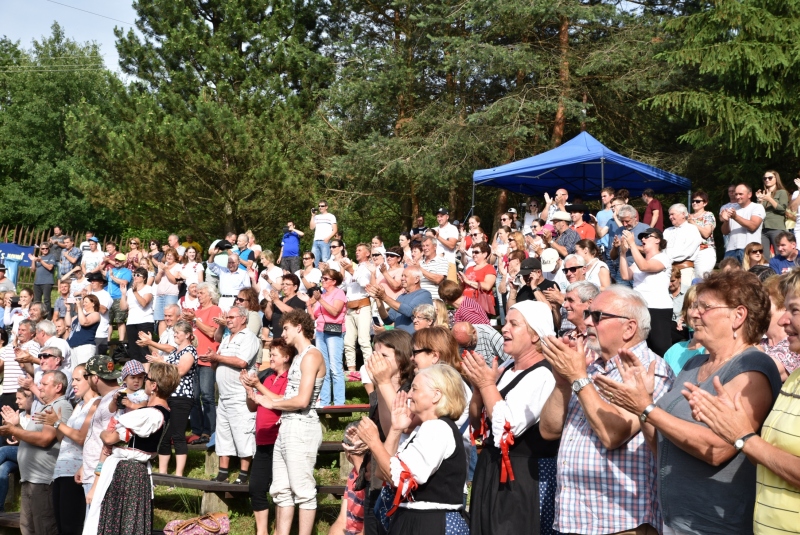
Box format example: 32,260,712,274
734,439,744,450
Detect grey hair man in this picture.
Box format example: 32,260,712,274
608,205,650,287
562,281,600,340
207,249,251,312
137,303,181,356
35,320,72,372
168,234,186,258
539,285,674,534
664,203,702,291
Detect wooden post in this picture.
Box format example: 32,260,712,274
205,450,219,477
201,491,229,514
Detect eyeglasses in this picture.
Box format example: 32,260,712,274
584,310,631,323
412,348,432,355
225,315,239,320
691,199,703,204
412,316,428,322
145,375,154,382
750,249,764,254
563,266,582,274
234,297,245,302
689,301,733,315
321,277,333,282
471,250,483,255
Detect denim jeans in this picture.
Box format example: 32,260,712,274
317,331,345,406
724,248,744,264
0,445,19,511
189,365,216,436
312,240,331,267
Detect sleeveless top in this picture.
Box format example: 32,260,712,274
282,345,324,421
68,316,99,348
485,360,560,459
406,417,466,506
126,405,171,454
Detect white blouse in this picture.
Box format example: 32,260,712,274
489,364,556,448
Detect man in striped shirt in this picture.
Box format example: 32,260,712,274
0,320,40,445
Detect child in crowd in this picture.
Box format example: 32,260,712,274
108,360,149,416
328,421,367,535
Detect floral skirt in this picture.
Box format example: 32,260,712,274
97,460,152,535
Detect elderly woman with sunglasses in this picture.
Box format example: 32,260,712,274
756,170,789,259
743,242,769,270
687,190,717,278
618,227,673,357
595,269,782,535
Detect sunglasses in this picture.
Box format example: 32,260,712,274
562,266,582,274
691,199,703,204
371,254,382,258
471,250,483,255
321,276,333,282
583,310,631,323
331,245,341,249
39,353,58,359
130,241,139,245
318,204,327,208
470,233,480,237
234,297,245,302
764,175,775,180
412,348,432,355
303,257,313,260
145,375,154,382
750,249,764,254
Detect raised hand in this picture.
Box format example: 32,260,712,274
461,350,498,389
683,376,753,444
32,407,60,427
390,391,413,431
355,416,382,450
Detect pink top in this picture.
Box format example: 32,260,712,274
313,287,347,332
377,266,405,299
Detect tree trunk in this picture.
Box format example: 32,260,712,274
551,15,570,147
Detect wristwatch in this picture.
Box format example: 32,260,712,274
734,432,757,452
639,403,657,423
571,377,591,394
53,421,61,430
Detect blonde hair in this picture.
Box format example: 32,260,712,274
433,299,449,327
417,364,466,420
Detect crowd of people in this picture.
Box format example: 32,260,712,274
0,178,799,535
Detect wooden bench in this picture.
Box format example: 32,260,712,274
151,474,345,514
317,404,370,431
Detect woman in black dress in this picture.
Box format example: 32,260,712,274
356,363,468,535
83,362,180,535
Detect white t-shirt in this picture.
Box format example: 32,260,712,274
91,289,113,338
630,252,671,309
82,250,105,272
180,262,204,285
726,202,766,251
313,213,337,241
126,285,155,324
436,223,459,262
295,268,322,293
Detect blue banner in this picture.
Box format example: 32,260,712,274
0,243,36,287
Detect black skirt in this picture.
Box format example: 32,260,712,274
97,460,153,535
389,508,469,535
470,446,557,535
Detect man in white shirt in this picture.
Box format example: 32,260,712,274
168,234,186,259
309,200,337,267
417,236,449,300
81,237,105,274
87,272,113,355
343,244,373,373
663,203,703,291
434,208,458,262
721,183,765,264
720,184,738,249
207,250,252,311
137,304,180,356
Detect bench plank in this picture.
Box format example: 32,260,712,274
316,404,370,415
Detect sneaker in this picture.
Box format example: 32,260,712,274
194,434,210,445
233,476,249,485
186,434,201,444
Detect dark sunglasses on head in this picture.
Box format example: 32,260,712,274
563,266,582,274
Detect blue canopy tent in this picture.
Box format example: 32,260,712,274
472,132,691,203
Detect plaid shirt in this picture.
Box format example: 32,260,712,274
453,297,490,325
469,324,511,365
554,341,675,535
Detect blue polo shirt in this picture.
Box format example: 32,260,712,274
282,232,301,258
107,267,133,299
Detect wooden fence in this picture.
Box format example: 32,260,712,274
0,225,121,289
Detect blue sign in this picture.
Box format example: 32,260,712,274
0,243,36,286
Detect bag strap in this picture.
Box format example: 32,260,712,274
175,514,222,534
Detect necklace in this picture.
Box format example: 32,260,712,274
696,345,752,384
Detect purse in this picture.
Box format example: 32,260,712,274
475,290,496,316
323,322,343,333
164,513,230,535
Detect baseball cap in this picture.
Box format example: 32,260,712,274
550,211,571,222
637,227,664,241
86,355,121,380
436,207,449,215
89,237,100,243
114,253,127,262
518,258,542,277
540,248,559,272
121,360,146,380
507,208,517,214
86,272,106,283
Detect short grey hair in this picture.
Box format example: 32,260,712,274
231,305,248,318
36,320,57,337
669,203,688,216
164,303,181,315
566,281,600,303
602,286,651,339
616,204,639,221
421,236,436,247
238,233,248,243
44,370,69,395
197,282,220,304
413,304,436,323
30,303,45,316
564,254,586,267
45,347,63,360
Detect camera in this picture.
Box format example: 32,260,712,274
9,297,19,308
116,391,128,405
282,226,290,234
311,208,318,214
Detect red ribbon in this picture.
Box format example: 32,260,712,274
470,413,488,446
499,420,516,483
387,460,418,517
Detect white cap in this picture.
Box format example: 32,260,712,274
507,207,517,214
510,301,555,340
540,248,559,272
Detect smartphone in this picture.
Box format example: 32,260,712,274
372,316,381,327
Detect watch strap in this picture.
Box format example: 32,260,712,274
639,403,657,423
53,420,60,430
735,432,757,451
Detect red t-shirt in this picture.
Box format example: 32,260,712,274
194,305,222,367
463,264,497,302
643,199,664,231
571,222,596,241
256,370,289,445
